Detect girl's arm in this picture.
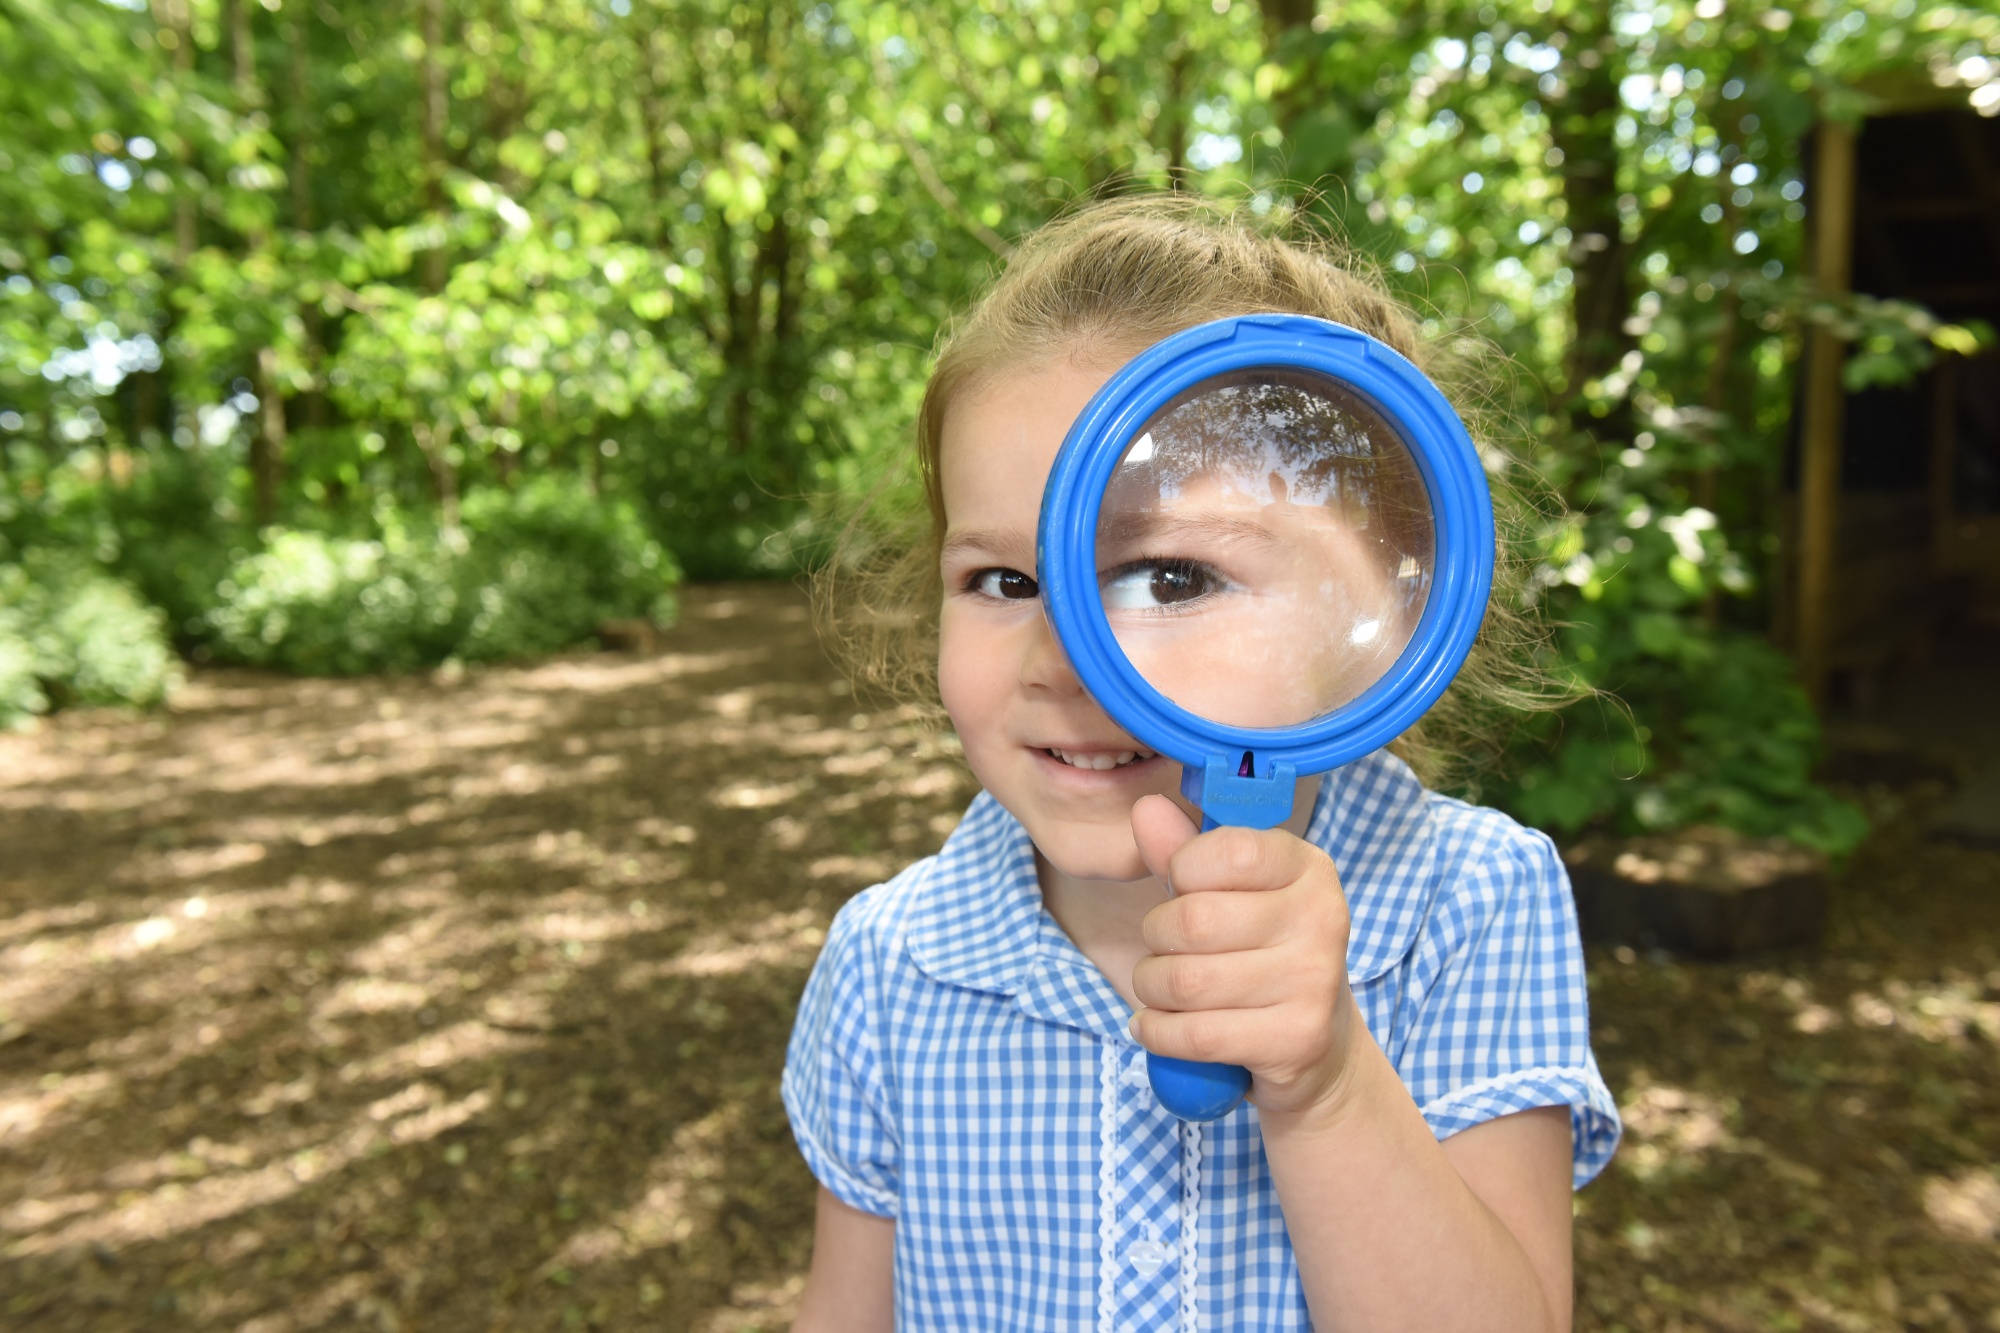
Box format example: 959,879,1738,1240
792,1187,894,1333
1260,1039,1575,1332
1128,797,1577,1333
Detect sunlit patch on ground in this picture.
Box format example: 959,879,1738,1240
1924,1170,2000,1244
2,580,1994,1331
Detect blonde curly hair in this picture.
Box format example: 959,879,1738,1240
815,194,1565,790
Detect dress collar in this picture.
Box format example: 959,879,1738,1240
904,750,1438,1029
903,792,1132,1039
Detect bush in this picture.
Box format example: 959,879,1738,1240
206,478,681,675
0,554,182,728
455,476,681,661
1492,628,1869,857
98,450,247,647
204,531,462,675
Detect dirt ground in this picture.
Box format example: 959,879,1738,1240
1,581,1996,1332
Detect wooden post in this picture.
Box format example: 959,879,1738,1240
1796,120,1857,705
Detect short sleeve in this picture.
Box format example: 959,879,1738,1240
1394,821,1622,1188
782,897,901,1218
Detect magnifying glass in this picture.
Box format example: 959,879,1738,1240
1036,314,1495,1122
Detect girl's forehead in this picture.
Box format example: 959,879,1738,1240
937,356,1114,486
948,346,1123,415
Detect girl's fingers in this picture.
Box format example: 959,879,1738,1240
1128,1002,1335,1076
1139,887,1298,957
1130,794,1199,886
1132,946,1326,1012
1165,824,1328,898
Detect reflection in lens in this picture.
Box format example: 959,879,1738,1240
1095,369,1436,730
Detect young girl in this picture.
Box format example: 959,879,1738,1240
786,197,1621,1331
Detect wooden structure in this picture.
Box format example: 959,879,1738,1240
1793,96,2000,704
1565,829,1829,959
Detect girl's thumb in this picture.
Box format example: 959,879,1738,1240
1131,794,1199,892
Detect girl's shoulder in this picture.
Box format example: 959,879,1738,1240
1313,751,1573,983
820,788,1024,944
814,854,939,967
1322,748,1564,885
814,789,1042,986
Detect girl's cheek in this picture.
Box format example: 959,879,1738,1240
935,615,990,742
938,662,996,743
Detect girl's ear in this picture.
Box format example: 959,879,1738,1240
1131,794,1199,891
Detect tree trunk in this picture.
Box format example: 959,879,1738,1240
228,0,253,91
289,17,329,444
1254,0,1389,241
152,0,196,259
636,31,672,241
252,345,285,526
131,366,160,449
229,0,286,529
763,159,805,487
1257,0,1314,46
288,17,312,231
717,207,756,456
1549,26,1634,445
412,418,460,530
151,0,195,463
418,0,448,295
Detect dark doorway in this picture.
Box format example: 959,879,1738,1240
1808,107,2000,706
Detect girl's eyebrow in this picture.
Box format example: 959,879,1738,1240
1098,509,1280,549
940,527,1032,563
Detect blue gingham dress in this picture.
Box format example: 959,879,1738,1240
783,749,1621,1330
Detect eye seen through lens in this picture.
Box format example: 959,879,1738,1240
1094,368,1437,731
1101,557,1225,611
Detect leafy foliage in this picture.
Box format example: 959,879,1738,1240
0,551,181,728
6,0,1999,844
207,478,679,675
205,530,461,676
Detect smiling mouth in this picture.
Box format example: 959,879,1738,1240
1044,747,1157,771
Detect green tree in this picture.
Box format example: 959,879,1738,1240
4,0,1997,842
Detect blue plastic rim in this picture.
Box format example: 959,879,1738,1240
1036,313,1496,780
1035,314,1495,1124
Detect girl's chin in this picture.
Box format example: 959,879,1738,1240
1029,833,1149,886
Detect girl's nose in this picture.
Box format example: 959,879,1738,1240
1021,611,1085,696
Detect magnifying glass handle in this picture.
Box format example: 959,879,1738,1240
1148,822,1253,1122
1144,759,1298,1122
1147,1052,1252,1122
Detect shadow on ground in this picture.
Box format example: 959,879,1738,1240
1,583,974,1332
1,582,1995,1331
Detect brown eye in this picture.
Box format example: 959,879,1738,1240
1150,560,1213,604
1103,558,1226,611
973,568,1039,600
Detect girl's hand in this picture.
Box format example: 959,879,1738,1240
1126,794,1361,1124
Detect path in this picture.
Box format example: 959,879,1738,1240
2,582,1995,1331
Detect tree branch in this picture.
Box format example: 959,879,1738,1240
869,44,1015,260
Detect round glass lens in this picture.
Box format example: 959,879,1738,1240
1094,368,1437,731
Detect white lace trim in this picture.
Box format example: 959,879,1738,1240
1096,1040,1119,1333
1178,1118,1203,1331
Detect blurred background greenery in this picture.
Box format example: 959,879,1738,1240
3,0,1996,850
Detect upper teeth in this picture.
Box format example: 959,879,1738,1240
1049,748,1152,771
